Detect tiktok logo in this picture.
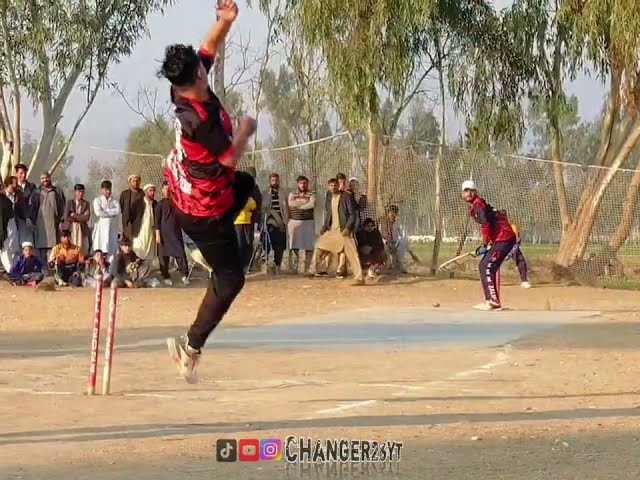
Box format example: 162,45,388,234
216,439,237,462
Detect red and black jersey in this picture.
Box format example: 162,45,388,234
163,48,235,218
468,196,516,244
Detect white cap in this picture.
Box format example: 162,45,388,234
461,180,476,191
348,176,358,183
21,241,33,249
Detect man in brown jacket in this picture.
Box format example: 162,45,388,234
63,184,91,254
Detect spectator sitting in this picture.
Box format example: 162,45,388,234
110,238,150,288
356,217,386,279
49,229,84,287
9,242,44,286
84,249,112,288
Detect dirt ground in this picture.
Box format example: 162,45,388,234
1,274,640,479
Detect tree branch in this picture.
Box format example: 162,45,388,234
113,84,171,133
52,66,84,118
49,82,101,175
225,34,265,93
0,3,21,157
26,0,54,112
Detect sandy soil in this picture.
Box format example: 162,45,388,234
1,275,640,479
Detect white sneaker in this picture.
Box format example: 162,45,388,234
366,266,376,280
163,279,174,287
473,301,502,311
181,276,190,286
521,281,531,289
167,337,200,384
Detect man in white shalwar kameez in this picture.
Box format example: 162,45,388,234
131,184,158,262
92,180,121,261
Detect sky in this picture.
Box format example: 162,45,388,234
18,0,607,179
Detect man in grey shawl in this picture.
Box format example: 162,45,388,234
261,173,288,274
30,172,65,271
287,175,316,274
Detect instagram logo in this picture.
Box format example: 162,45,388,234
260,439,282,461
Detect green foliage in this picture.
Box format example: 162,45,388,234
561,0,640,86
394,100,441,151
0,0,174,179
121,117,172,193
224,90,246,125
260,63,332,147
0,0,175,101
526,94,601,165
125,118,173,157
284,0,438,128
86,158,120,201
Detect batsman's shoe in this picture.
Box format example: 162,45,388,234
521,281,531,289
167,336,201,384
473,301,502,311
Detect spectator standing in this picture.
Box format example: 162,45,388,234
261,173,288,274
14,164,36,246
92,180,121,260
63,184,91,255
31,171,65,270
0,176,20,273
287,175,316,274
155,181,189,286
119,174,144,241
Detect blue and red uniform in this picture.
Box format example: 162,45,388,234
468,196,516,305
163,48,255,352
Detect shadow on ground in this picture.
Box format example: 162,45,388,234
2,406,640,445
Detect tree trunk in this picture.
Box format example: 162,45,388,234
28,121,57,180
0,143,12,180
430,60,446,275
555,122,640,266
609,157,640,252
550,123,570,235
11,90,20,172
366,116,379,211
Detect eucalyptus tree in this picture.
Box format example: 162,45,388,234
0,0,175,180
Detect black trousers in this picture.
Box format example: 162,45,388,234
158,251,189,279
235,224,254,270
176,172,255,351
266,225,286,267
55,262,82,287
479,240,515,304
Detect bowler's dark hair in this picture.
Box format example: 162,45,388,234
101,180,112,189
158,44,200,87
